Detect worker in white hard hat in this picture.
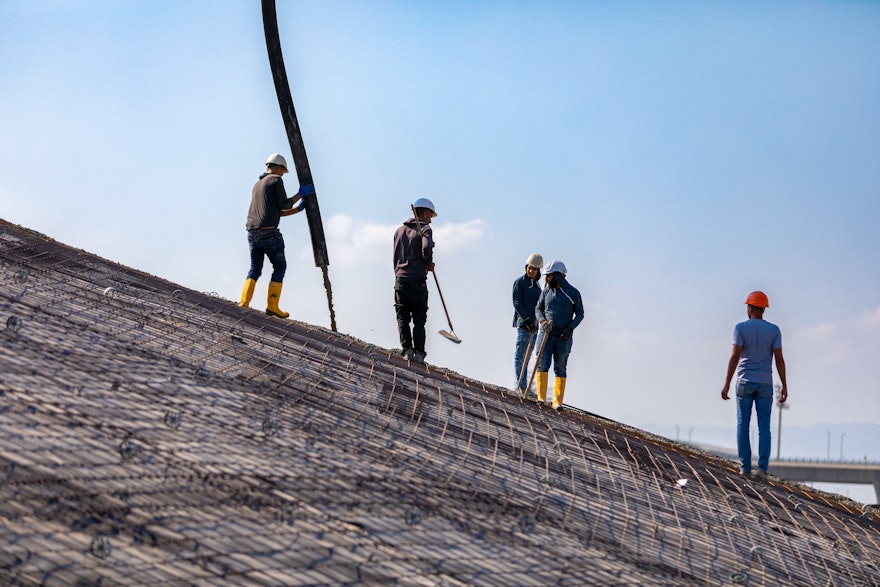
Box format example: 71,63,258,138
534,260,585,410
512,253,543,396
393,198,436,363
239,153,315,318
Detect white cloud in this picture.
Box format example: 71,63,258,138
858,305,880,330
309,214,488,266
432,219,488,252
792,321,838,341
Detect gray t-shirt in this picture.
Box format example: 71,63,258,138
246,173,294,230
733,318,782,385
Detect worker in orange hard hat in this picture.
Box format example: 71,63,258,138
720,290,788,480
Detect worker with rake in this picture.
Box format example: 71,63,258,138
534,260,585,411
393,198,437,364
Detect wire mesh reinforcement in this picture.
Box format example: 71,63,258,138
1,218,879,586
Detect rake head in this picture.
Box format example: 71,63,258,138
439,329,462,344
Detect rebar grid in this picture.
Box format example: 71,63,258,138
2,219,879,586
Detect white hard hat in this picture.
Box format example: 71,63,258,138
543,259,567,276
265,153,288,170
525,253,544,270
412,197,437,217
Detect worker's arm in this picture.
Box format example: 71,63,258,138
721,344,742,400
280,183,315,216
774,347,788,403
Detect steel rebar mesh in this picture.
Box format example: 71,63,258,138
1,218,879,586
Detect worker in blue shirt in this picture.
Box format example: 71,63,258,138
721,290,789,478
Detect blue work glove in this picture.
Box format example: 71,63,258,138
298,183,315,197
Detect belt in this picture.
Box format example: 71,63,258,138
249,227,279,233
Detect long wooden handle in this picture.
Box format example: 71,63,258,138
410,205,454,332
526,331,550,394
517,331,537,393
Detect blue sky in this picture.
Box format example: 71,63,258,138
2,2,879,445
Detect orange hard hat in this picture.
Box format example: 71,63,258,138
744,291,770,308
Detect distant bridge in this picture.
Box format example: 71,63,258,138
687,442,880,504
768,460,880,504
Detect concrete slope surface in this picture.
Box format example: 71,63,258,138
1,217,879,586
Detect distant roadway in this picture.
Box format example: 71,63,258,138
687,441,880,504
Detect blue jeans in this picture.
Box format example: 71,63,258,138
536,332,573,377
247,229,286,283
736,380,773,472
514,327,537,389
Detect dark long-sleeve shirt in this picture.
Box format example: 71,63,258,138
512,273,541,327
536,274,585,335
393,218,434,280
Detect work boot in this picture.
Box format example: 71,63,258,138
401,348,414,361
413,351,426,364
535,372,549,403
266,281,289,318
552,377,566,410
239,278,256,308
753,469,768,480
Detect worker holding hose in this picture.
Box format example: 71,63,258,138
239,153,314,318
393,198,436,364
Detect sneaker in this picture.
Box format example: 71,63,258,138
401,348,414,361
738,467,750,477
753,469,768,480
413,351,426,364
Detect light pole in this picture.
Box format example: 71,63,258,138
675,425,680,442
840,433,846,461
688,428,694,443
775,385,789,460
826,430,831,461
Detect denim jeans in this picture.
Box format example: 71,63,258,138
514,327,537,389
247,229,286,283
735,380,773,472
535,332,573,377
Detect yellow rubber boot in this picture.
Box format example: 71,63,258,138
552,377,567,410
239,278,256,308
266,281,289,318
535,372,549,403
